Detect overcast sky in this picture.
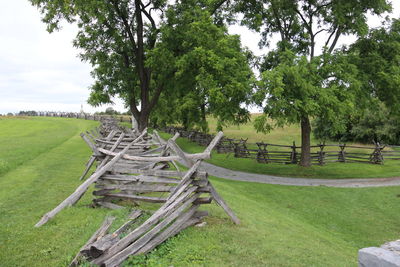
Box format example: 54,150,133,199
0,2,399,114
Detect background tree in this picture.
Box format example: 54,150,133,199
230,0,391,166
313,99,400,145
313,19,400,145
350,18,400,113
149,1,254,131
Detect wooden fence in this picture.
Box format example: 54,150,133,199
162,126,400,165
237,142,400,165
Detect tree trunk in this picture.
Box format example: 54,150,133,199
130,101,149,132
138,111,149,132
300,115,311,167
200,103,207,132
131,115,138,131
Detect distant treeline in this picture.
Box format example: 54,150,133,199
8,107,130,117
5,110,132,123
313,102,400,145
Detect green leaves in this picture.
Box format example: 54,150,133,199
350,19,400,114
256,49,358,133
149,1,254,131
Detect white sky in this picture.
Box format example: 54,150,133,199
0,1,399,114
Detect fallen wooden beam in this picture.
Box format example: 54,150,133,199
209,183,240,225
69,216,115,267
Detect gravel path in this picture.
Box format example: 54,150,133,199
197,161,400,188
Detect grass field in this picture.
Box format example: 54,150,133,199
1,116,400,267
156,114,400,179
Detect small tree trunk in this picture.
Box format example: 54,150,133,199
300,115,311,167
131,115,138,131
200,103,207,132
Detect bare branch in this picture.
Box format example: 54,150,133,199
294,8,311,32
328,27,342,53
140,2,157,30
325,25,338,47
110,0,138,54
314,28,327,37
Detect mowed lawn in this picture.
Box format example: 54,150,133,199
158,114,400,179
0,116,400,267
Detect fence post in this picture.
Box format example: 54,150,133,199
290,141,298,164
338,144,346,162
233,142,240,158
318,142,325,165
256,142,268,163
241,139,250,158
370,141,384,164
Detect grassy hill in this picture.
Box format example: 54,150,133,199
206,114,306,144
0,116,399,266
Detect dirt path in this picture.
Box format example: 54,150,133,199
196,161,400,188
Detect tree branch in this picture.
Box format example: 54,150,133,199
311,1,332,16
294,7,311,32
314,28,327,37
110,0,138,54
210,0,229,15
328,27,342,53
272,5,285,41
325,25,338,47
134,0,148,109
148,85,163,111
139,1,159,50
139,2,156,30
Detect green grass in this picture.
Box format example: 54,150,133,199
125,177,400,267
1,117,400,267
207,114,307,144
158,114,400,179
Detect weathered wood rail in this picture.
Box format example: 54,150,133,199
34,117,239,266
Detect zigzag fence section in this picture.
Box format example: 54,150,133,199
162,126,400,165
34,117,239,267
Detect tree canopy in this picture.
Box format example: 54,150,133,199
350,18,400,113
149,1,254,131
313,18,400,145
29,0,253,131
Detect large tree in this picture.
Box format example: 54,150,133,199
229,0,391,166
149,1,254,131
29,0,252,131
